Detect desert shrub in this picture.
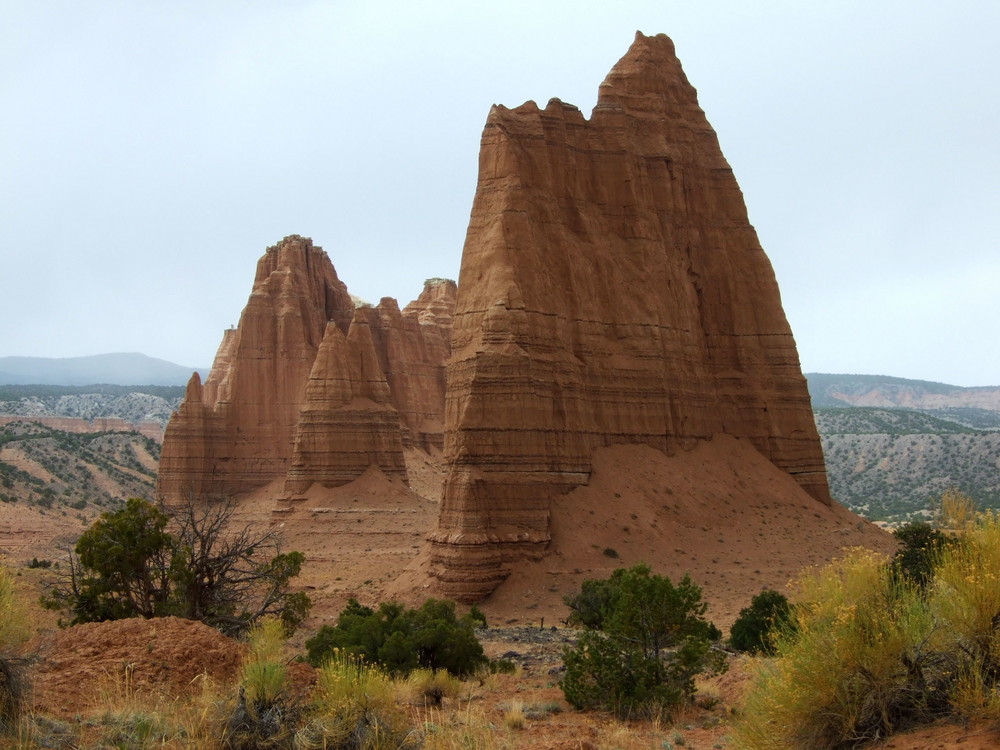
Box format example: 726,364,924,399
407,667,462,706
736,549,955,750
891,521,955,588
489,658,517,674
502,699,525,729
729,589,795,655
563,565,633,630
937,488,978,531
465,604,487,629
559,564,725,719
43,497,310,636
298,649,419,750
225,618,298,750
305,598,487,677
926,512,1000,703
59,497,175,622
0,564,30,734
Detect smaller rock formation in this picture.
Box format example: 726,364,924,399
159,236,351,503
157,237,457,506
284,311,407,493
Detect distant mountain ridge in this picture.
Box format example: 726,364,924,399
0,386,184,431
0,353,205,386
806,373,1000,412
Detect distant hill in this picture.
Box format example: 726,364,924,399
0,385,184,431
0,420,159,512
805,375,1000,522
806,373,1000,414
0,353,204,387
815,407,1000,522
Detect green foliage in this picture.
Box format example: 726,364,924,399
305,598,488,677
737,519,1000,750
559,564,725,718
464,604,487,629
563,567,623,630
74,497,174,620
407,667,462,706
301,650,418,750
891,521,955,587
225,618,298,750
729,589,795,655
43,498,309,636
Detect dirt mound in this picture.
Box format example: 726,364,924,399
29,616,244,717
395,435,895,629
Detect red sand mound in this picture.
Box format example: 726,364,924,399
396,435,895,628
29,616,244,718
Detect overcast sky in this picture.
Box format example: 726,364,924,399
2,1,997,386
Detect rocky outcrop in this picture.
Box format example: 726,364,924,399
159,236,354,502
284,311,407,493
427,32,830,600
158,237,455,504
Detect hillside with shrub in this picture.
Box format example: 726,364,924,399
0,421,159,512
0,384,184,428
816,407,1000,522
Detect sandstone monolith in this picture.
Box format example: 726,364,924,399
157,237,455,504
427,32,830,600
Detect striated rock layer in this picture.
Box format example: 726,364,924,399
157,236,456,504
427,32,831,600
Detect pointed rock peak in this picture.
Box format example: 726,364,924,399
255,234,335,285
404,278,458,325
352,305,381,326
377,296,402,315
262,234,319,265
427,30,831,601
184,371,203,403
544,98,583,118
272,234,313,249
488,101,540,124
595,31,692,115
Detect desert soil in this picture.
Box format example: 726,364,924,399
8,436,996,747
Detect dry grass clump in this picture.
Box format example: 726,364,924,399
421,702,505,750
406,668,462,706
595,719,650,750
937,488,978,532
9,627,505,750
299,649,419,749
0,563,30,735
501,698,525,730
736,513,1000,750
224,617,299,749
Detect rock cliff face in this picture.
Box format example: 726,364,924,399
157,237,455,504
427,32,830,600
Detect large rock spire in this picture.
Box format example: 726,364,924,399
427,32,830,600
